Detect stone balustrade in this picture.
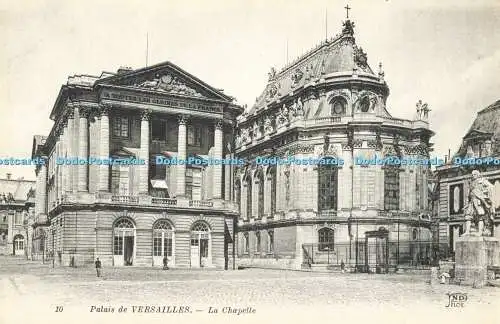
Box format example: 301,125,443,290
50,192,239,212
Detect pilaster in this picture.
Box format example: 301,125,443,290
78,107,89,192
176,115,188,197
99,105,110,192
139,110,151,195
213,120,223,199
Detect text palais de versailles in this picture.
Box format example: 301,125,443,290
30,15,434,270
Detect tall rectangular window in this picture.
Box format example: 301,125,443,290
187,125,202,146
113,116,129,138
270,168,277,217
318,165,338,211
185,167,202,200
152,120,167,141
14,212,22,225
384,168,400,210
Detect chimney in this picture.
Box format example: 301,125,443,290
6,173,11,180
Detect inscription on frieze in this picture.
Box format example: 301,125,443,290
102,91,223,114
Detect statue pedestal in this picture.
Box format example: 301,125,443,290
455,235,500,288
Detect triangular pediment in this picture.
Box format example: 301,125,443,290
463,129,493,140
95,61,232,102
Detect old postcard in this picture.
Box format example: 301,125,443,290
0,0,499,323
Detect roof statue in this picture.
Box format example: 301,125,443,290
415,100,431,120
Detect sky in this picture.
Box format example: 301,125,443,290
0,0,499,181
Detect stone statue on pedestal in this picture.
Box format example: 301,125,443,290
463,170,496,236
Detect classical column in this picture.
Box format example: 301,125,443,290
176,115,188,197
213,120,223,199
99,106,110,191
78,107,89,192
65,109,74,193
139,110,151,195
58,122,66,199
71,106,79,192
39,160,48,215
35,166,42,218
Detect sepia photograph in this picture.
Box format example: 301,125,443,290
0,0,499,323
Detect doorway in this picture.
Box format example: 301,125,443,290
190,221,210,268
113,218,135,266
363,228,389,273
13,234,24,256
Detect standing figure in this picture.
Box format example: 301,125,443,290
95,257,102,277
163,255,169,270
463,170,496,236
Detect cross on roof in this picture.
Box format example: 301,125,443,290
345,4,351,19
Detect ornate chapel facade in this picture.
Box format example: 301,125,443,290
32,62,242,269
234,19,435,272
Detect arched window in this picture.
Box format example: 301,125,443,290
330,97,347,115
318,161,338,211
318,228,334,251
153,220,174,258
245,173,252,219
256,169,264,218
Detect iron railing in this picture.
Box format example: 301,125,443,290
302,241,453,270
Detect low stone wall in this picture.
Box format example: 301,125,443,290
237,256,300,270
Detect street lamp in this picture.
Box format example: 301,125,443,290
51,226,55,268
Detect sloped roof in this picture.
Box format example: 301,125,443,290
0,178,36,202
247,20,376,114
456,99,500,156
95,61,234,102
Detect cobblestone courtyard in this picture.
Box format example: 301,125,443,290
1,256,499,324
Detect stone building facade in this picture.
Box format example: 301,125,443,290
0,173,35,256
32,62,242,268
435,100,500,252
234,19,435,271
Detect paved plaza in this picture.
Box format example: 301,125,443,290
1,256,499,324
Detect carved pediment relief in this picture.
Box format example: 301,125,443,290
133,73,204,97
96,63,232,102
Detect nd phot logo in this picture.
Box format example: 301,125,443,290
446,293,467,308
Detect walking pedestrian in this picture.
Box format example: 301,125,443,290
95,257,102,277
340,260,345,273
163,255,169,270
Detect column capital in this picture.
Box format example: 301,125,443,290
178,114,189,125
78,106,91,118
215,119,224,130
141,109,152,121
54,124,63,137
98,105,110,117
60,115,68,128
64,107,74,119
